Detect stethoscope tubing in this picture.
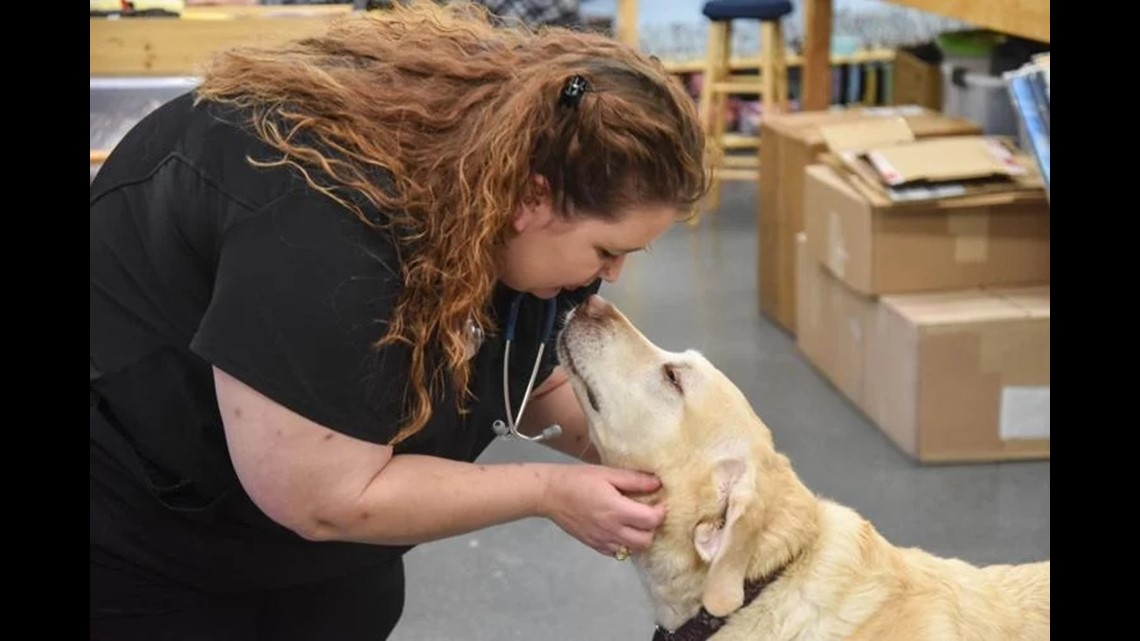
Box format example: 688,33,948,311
493,294,562,442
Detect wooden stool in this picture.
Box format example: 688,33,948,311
698,0,792,216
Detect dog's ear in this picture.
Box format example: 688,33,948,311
693,457,756,617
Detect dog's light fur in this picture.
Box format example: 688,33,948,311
557,296,1049,641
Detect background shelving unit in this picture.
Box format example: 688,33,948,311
797,0,1049,111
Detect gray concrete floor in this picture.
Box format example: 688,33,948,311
389,181,1051,641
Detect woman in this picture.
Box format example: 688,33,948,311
89,1,709,638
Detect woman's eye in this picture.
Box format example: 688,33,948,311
598,248,618,260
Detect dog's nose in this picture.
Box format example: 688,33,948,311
583,294,612,319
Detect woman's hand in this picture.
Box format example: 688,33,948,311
539,464,666,558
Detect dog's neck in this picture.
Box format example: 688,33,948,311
640,461,821,635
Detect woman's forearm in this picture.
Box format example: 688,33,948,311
310,371,604,545
310,455,561,545
216,364,592,546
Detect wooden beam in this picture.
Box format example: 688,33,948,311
800,0,833,111
614,0,639,47
883,0,1049,44
90,14,345,76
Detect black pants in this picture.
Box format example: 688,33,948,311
90,546,406,641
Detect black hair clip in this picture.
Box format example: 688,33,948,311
559,75,591,109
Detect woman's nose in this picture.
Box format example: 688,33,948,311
600,255,626,283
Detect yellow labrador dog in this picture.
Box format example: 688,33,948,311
556,295,1049,641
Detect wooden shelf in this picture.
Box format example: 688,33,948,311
660,48,895,75
90,5,354,76
800,0,1049,111
180,4,352,20
641,0,1049,112
885,0,1048,45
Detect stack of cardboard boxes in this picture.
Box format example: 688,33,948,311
763,107,1050,464
758,105,983,333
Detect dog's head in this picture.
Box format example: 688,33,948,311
557,295,791,623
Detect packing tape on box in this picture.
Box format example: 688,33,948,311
947,208,990,263
827,209,848,277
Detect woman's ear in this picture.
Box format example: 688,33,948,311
513,174,555,233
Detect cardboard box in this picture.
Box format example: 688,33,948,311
794,232,874,407
757,106,981,335
863,286,1050,463
796,229,1049,463
803,164,1049,296
890,46,944,111
818,117,1046,203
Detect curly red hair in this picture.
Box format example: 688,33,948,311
194,0,710,444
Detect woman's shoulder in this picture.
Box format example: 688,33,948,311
92,92,309,214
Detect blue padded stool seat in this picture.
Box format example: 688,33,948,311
702,0,793,21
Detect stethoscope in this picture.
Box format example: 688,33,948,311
490,292,564,443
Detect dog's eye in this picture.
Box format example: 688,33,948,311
663,364,682,392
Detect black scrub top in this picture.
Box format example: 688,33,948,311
89,92,600,592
